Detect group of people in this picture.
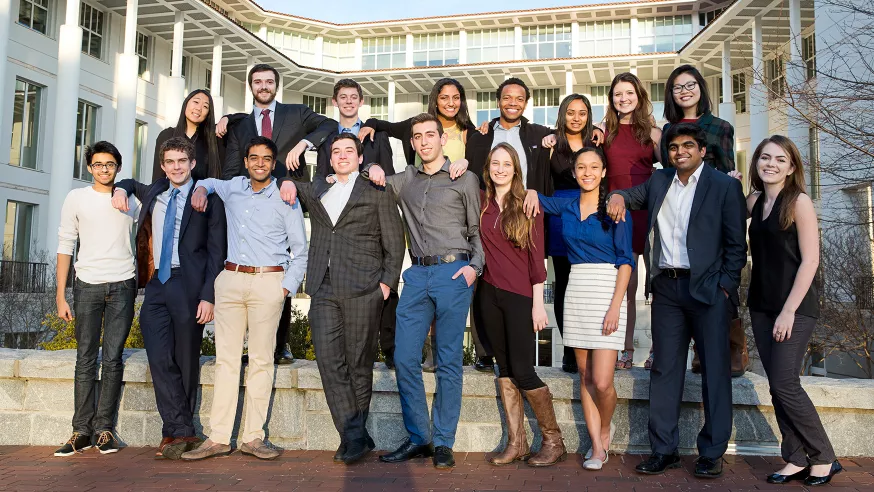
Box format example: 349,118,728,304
53,60,841,486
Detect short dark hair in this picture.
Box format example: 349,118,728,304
496,77,530,101
410,113,443,136
331,133,364,157
244,136,278,160
663,122,707,150
159,136,195,163
85,141,122,168
248,63,280,88
664,64,712,123
333,79,363,100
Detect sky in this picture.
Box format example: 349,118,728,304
254,0,607,23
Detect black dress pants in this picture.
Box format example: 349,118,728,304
274,297,292,355
648,274,732,459
552,255,575,363
379,291,398,359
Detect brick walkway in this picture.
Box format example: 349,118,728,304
1,446,872,491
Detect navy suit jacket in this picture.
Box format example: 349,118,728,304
115,178,227,304
609,164,747,306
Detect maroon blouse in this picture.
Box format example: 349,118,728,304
604,124,655,254
480,194,547,298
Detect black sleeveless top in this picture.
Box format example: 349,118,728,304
748,193,819,317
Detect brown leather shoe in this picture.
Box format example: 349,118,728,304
523,386,567,467
162,436,203,460
240,438,280,460
489,378,530,465
729,317,750,377
180,439,232,461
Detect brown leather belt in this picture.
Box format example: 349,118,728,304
225,261,284,274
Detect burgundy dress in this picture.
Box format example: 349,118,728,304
604,124,654,255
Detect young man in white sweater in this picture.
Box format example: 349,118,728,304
54,141,140,457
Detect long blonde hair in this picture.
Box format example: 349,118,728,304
481,143,537,250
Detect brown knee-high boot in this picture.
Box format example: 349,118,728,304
523,386,566,467
490,378,530,465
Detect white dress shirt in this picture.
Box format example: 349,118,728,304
492,120,528,187
657,163,704,269
320,172,359,226
151,179,193,269
253,100,278,137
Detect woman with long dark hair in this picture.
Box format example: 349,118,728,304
747,136,841,486
602,73,661,371
477,142,566,468
534,148,634,471
152,89,225,181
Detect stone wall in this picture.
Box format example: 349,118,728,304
1,348,873,456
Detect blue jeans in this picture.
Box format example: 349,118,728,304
394,261,474,448
72,277,136,436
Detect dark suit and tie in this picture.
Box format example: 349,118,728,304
610,139,746,470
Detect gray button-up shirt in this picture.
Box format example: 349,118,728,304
150,179,192,268
381,159,484,272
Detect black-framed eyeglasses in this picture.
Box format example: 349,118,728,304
672,81,698,94
89,163,118,171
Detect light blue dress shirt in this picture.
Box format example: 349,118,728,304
339,119,362,136
151,179,193,268
197,176,308,294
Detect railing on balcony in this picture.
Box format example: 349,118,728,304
855,276,874,310
0,260,48,294
543,282,555,304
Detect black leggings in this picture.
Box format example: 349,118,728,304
474,279,545,391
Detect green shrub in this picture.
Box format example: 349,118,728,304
286,305,315,361
40,303,145,350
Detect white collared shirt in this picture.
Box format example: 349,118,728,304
253,100,278,137
657,164,704,269
321,172,359,226
492,120,528,187
151,179,194,268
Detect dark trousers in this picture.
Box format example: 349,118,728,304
140,271,204,438
649,274,732,459
750,311,836,466
379,292,398,359
475,280,545,391
470,282,492,359
309,272,383,442
72,277,136,436
552,255,575,362
275,297,292,355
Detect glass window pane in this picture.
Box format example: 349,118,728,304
556,42,570,58
444,50,458,65
540,44,554,59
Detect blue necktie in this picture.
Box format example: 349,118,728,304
158,188,180,284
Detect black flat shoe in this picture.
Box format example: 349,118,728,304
379,439,434,463
384,355,395,370
694,456,724,478
333,442,346,463
342,437,375,465
561,353,578,373
767,467,809,484
804,461,842,486
274,349,295,365
474,356,494,373
433,446,455,469
635,452,681,475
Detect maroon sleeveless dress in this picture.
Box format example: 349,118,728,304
604,124,655,254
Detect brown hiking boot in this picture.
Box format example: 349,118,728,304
523,386,566,467
489,378,530,465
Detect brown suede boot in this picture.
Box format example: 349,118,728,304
729,317,750,377
489,378,530,465
523,386,566,467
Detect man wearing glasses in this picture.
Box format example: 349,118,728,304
55,141,140,456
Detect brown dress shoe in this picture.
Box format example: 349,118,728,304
489,378,530,465
162,437,203,460
180,439,232,461
155,437,175,459
523,386,567,467
240,438,280,460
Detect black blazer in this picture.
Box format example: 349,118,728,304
365,116,477,166
291,175,405,299
610,164,747,306
115,178,227,304
315,130,395,177
465,116,553,192
223,103,336,181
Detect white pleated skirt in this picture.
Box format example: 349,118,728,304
562,263,627,351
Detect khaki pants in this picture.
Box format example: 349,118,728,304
209,270,286,445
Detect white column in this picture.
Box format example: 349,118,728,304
458,30,467,64
210,36,224,114
719,39,736,128
786,0,808,157
405,34,414,67
630,17,639,54
387,81,396,121
165,11,186,121
514,26,523,60
276,81,284,103
245,57,255,114
113,0,139,180
257,24,267,41
0,0,11,129
570,22,580,58
629,64,638,76
46,0,84,258
564,70,574,99
315,35,324,68
749,16,769,145
354,37,363,70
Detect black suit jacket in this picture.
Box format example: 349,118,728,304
610,165,747,306
115,178,227,304
223,103,336,181
465,116,553,192
292,175,405,299
315,130,395,177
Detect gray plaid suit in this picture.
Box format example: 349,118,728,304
294,175,405,443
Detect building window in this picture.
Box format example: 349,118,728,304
132,121,147,181
136,32,151,78
79,2,104,58
650,82,665,121
362,36,406,70
475,92,500,126
466,29,514,63
323,39,356,71
303,95,327,116
10,79,43,170
532,88,560,127
698,8,725,27
205,68,212,92
413,32,459,67
637,15,693,53
733,73,747,113
803,34,816,80
766,54,785,98
3,201,35,262
266,28,317,66
421,94,429,112
589,86,610,124
241,22,259,34
522,24,572,60
809,127,820,200
73,100,98,181
368,97,388,121
579,20,631,57
18,0,49,35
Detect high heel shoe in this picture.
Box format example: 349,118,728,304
804,461,842,486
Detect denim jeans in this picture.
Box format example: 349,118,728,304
72,277,136,436
394,260,474,448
